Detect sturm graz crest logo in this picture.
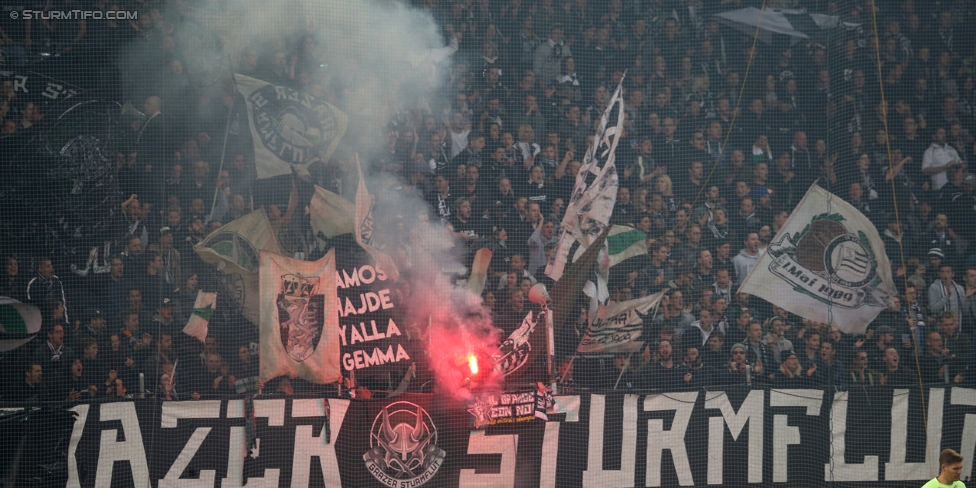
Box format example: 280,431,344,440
247,84,341,165
275,274,324,362
492,310,539,376
768,214,887,309
824,234,876,287
364,401,445,488
202,232,259,272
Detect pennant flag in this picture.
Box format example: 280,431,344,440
578,291,664,354
182,291,216,343
234,73,348,179
493,309,549,384
259,249,341,384
738,184,897,334
546,78,625,281
354,159,400,283
194,209,281,324
310,185,356,239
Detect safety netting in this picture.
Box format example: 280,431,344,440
1,0,975,486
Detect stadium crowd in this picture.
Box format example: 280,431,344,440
2,0,976,402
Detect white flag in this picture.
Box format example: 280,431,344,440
310,185,355,239
259,249,341,384
578,291,664,354
182,291,216,343
194,209,280,324
235,74,348,179
355,158,375,248
738,184,897,334
546,79,624,281
355,159,400,282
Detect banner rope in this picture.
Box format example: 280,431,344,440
691,0,768,210
868,0,927,434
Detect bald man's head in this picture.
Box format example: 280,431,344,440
144,96,162,116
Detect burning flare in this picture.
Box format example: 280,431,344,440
468,353,479,375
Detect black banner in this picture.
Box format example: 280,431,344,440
0,69,83,105
8,387,976,487
335,247,410,376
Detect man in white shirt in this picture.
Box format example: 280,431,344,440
527,219,556,275
533,24,572,84
448,112,471,158
922,127,964,190
731,232,761,287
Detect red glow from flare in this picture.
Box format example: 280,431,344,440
468,353,479,375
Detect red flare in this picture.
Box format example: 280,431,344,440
468,352,479,375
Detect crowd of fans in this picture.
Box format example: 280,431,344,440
2,0,976,403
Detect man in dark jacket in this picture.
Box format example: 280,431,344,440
26,258,68,322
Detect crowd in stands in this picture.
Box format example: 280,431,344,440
2,0,976,402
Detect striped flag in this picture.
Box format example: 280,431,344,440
571,225,648,305
182,291,216,342
0,297,41,353
573,225,648,268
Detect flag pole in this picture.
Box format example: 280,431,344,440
208,85,236,224
544,303,555,391
613,353,632,390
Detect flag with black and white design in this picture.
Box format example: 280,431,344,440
194,209,280,325
259,249,341,384
578,291,664,354
355,158,375,247
546,78,625,281
235,74,348,180
738,184,897,334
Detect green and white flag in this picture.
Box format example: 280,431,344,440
738,184,897,334
605,225,648,266
572,225,648,304
0,297,41,353
194,209,280,324
572,225,647,268
182,291,216,343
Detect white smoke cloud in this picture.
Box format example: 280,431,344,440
151,0,503,397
